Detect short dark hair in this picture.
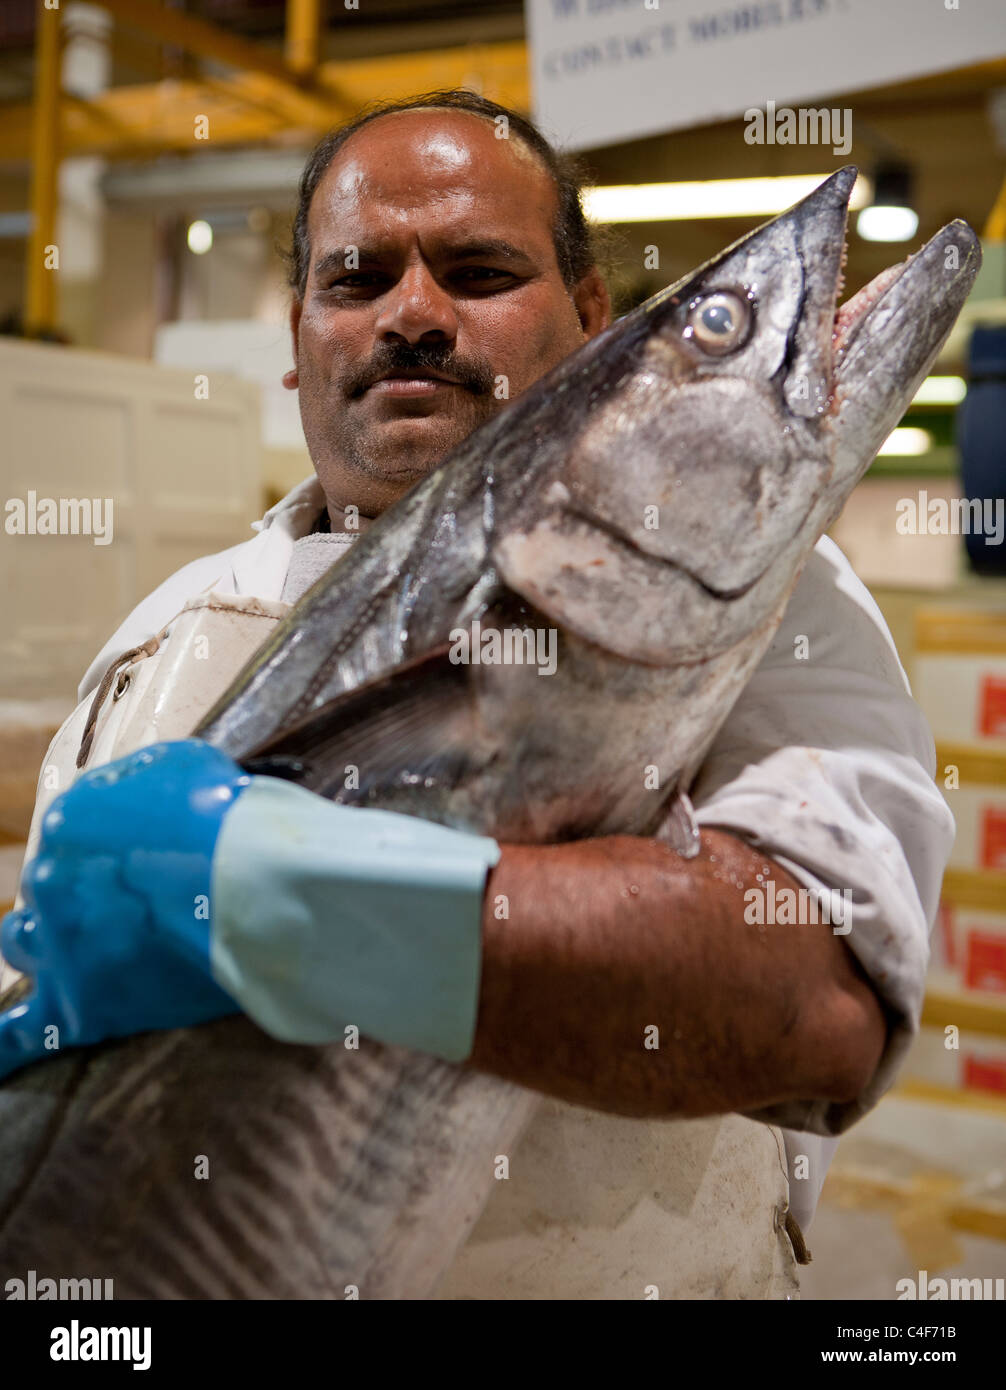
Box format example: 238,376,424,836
285,89,599,299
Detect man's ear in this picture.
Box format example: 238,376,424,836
573,268,611,341
282,297,303,390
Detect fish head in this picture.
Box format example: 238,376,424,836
497,167,981,661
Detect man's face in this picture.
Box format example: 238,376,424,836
286,109,610,518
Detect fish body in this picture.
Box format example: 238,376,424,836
0,170,981,1297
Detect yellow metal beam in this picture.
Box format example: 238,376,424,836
95,0,342,128
0,41,530,161
285,0,322,78
25,0,62,335
985,169,1006,242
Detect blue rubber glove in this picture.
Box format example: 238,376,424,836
0,740,248,1079
0,739,502,1079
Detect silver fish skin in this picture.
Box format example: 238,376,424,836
195,167,980,847
0,170,981,1299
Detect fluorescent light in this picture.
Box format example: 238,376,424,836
878,427,932,456
912,375,966,406
582,174,872,224
187,219,213,254
857,205,919,242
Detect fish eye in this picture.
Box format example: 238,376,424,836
684,291,751,356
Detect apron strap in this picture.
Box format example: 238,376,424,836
784,1207,812,1265
76,631,166,770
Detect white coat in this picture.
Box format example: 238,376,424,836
3,473,954,1298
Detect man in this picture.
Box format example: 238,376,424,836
0,91,953,1298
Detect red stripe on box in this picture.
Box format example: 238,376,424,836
939,901,957,968
965,930,1006,994
979,675,1006,740
980,806,1006,871
964,1055,1006,1095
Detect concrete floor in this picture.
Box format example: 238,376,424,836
798,1092,1006,1300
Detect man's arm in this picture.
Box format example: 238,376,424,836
469,829,888,1118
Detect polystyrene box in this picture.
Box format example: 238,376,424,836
904,1025,1006,1098
935,745,1006,871
932,901,1006,997
915,610,1006,748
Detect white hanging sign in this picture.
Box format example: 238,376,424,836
526,0,1006,151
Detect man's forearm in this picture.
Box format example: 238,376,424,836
468,828,888,1118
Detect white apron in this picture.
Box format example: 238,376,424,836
3,589,803,1299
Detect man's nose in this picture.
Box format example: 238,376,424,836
374,264,458,346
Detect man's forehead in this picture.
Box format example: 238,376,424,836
310,108,557,232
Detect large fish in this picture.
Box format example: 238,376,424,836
0,168,980,1298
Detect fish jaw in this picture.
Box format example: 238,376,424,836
772,164,857,419
824,218,982,511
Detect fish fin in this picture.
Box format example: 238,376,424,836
240,645,480,802
654,791,701,859
240,756,310,782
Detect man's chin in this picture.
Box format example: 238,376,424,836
365,412,484,475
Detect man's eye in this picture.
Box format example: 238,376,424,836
456,267,510,283
320,273,390,295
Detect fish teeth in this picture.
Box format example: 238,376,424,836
832,258,908,352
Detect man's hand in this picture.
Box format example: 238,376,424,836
0,741,247,1079
0,738,888,1121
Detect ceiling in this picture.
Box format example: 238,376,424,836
585,60,1006,312
0,2,1003,331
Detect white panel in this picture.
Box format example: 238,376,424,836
0,339,262,700
146,402,246,513
154,319,305,450
828,477,963,591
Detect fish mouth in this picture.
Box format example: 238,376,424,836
831,257,910,359
776,167,979,424
825,214,981,448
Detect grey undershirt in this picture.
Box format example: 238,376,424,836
280,531,357,606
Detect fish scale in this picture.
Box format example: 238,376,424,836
0,1019,534,1297
0,168,981,1297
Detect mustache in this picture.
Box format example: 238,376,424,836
344,342,496,398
